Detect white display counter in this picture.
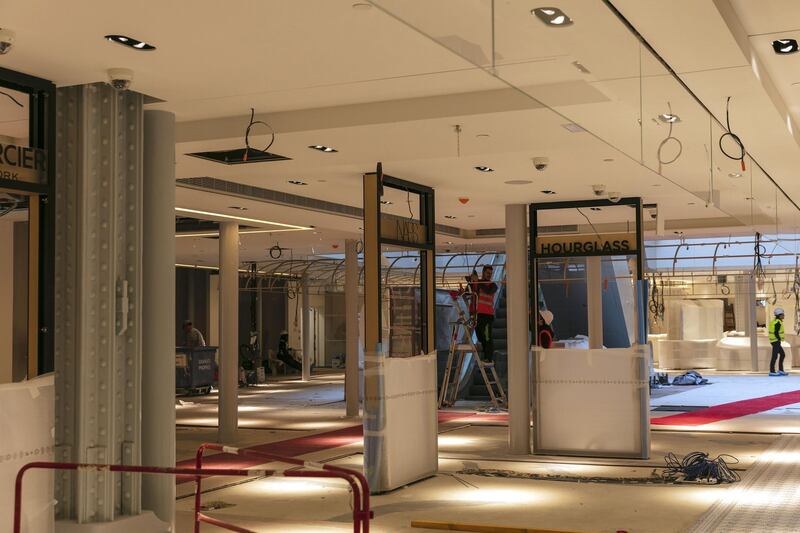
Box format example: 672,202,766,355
364,352,438,493
716,336,793,372
0,374,54,533
531,346,649,459
656,339,718,369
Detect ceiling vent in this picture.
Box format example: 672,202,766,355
186,148,291,165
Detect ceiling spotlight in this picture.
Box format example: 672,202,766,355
532,7,574,26
658,113,681,123
228,206,248,211
541,190,556,195
380,200,393,205
444,215,457,219
288,180,307,185
773,39,799,54
475,166,494,172
476,133,491,139
0,28,16,55
603,158,614,162
589,207,602,211
352,2,372,10
309,145,338,153
504,180,533,185
673,231,684,235
728,172,742,178
105,34,156,51
445,241,454,245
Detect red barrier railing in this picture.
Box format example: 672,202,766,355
194,442,371,533
13,462,263,533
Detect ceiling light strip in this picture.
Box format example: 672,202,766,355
175,207,311,230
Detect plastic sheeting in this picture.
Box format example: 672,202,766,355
0,374,54,533
363,352,437,493
532,346,649,459
657,339,718,369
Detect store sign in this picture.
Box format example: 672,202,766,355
536,232,637,257
0,144,47,185
380,214,426,245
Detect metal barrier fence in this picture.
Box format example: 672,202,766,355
194,442,371,533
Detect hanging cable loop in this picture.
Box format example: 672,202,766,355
719,96,746,171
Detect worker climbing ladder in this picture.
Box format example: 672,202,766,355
439,291,507,410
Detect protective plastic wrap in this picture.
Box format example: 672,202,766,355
532,347,649,459
0,374,54,533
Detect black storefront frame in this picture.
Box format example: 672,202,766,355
529,197,644,340
0,66,56,374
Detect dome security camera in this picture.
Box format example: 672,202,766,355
0,28,16,55
533,157,549,171
107,68,134,91
592,184,606,197
608,192,622,203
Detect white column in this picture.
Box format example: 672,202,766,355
506,205,530,454
345,239,360,416
141,110,176,523
302,276,312,381
587,256,604,349
747,274,759,371
219,222,239,442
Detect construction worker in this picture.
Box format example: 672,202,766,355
537,309,555,349
474,265,498,363
769,308,788,376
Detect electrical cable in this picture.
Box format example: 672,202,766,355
242,107,275,161
269,245,283,260
0,90,24,108
754,232,767,286
662,451,740,484
719,96,746,171
576,208,602,241
657,102,683,174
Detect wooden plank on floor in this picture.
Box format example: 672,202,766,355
410,520,597,533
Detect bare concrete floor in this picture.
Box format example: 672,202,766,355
173,372,795,533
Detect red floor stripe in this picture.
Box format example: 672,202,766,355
651,389,800,427
177,410,505,484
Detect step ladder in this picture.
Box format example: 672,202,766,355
439,292,506,410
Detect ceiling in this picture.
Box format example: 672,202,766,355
3,0,800,264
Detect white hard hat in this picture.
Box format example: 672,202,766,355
774,307,785,316
539,309,554,325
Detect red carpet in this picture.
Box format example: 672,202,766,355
177,410,504,483
651,390,800,427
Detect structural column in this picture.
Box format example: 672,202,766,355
54,83,144,522
506,205,530,454
586,256,604,349
302,275,313,381
141,110,176,524
219,222,239,442
345,239,360,416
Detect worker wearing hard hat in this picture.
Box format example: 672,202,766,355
537,309,555,349
769,308,787,376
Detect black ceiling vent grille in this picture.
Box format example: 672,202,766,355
186,148,291,165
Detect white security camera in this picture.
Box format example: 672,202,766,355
533,157,549,171
592,184,606,197
0,28,16,55
608,191,622,203
107,68,134,91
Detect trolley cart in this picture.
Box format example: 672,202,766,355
176,346,217,395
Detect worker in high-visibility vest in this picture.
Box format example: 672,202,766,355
474,265,498,363
769,308,787,376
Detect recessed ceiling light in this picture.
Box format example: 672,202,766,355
603,158,614,162
745,197,754,200
773,39,799,54
444,215,457,219
445,241,454,245
475,166,494,172
688,202,695,206
228,206,248,211
728,172,742,178
532,7,574,26
652,184,662,187
309,145,338,153
572,60,591,74
352,2,372,10
673,231,684,235
288,180,307,185
658,113,681,123
105,34,156,51
476,133,490,139
504,180,533,185
380,200,393,205
589,207,601,211
541,190,556,195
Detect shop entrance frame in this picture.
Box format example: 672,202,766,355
0,66,56,376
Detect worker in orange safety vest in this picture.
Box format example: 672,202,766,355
474,265,498,363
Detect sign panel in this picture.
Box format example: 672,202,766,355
0,144,47,185
380,214,426,245
536,232,637,257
